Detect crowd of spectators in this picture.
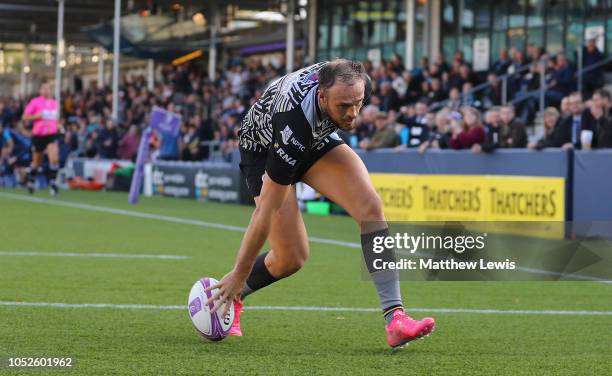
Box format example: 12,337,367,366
1,40,611,182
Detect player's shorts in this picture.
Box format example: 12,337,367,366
239,133,344,198
31,134,59,153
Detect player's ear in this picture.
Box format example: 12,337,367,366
317,88,326,104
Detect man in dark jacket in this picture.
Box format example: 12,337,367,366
546,53,574,107
581,39,605,98
554,92,597,149
499,105,527,148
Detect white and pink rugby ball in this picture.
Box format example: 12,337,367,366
188,277,234,341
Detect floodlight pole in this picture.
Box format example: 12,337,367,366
98,49,105,89
55,0,64,119
147,59,155,91
208,1,218,81
286,0,295,73
112,0,121,123
405,0,415,70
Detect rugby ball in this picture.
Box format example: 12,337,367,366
188,277,234,341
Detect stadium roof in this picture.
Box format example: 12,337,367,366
0,0,284,45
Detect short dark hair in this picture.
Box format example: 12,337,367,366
594,89,611,101
318,59,371,100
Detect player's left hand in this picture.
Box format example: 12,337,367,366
204,269,247,317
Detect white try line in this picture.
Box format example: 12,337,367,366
0,251,189,260
0,192,608,282
0,192,359,249
0,301,611,316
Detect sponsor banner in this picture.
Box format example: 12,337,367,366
151,164,242,203
370,173,565,238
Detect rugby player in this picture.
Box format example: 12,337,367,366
21,81,61,195
206,59,435,348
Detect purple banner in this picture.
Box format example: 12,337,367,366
150,106,181,137
128,107,182,204
128,128,151,204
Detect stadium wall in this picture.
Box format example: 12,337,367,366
68,149,612,224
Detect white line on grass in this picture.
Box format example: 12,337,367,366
0,251,189,260
0,192,608,282
0,192,359,249
0,301,611,316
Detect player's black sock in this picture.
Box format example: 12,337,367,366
47,163,59,185
361,228,404,324
240,251,278,300
26,166,39,183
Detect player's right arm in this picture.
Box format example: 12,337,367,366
206,176,289,315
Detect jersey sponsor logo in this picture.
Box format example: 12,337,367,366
276,147,297,166
280,125,293,145
289,136,306,152
280,124,306,152
329,132,341,141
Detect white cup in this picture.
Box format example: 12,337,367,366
580,129,593,150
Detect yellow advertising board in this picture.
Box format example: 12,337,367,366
370,173,565,237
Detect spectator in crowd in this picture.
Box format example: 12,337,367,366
378,81,400,112
419,108,452,153
401,101,429,147
498,105,528,148
492,48,511,76
96,118,119,159
355,104,378,142
449,107,485,150
581,39,605,98
482,73,502,108
360,111,398,150
588,89,612,148
555,92,595,149
118,125,141,161
480,107,502,153
546,53,574,107
529,107,562,150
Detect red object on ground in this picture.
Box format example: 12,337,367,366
67,176,105,191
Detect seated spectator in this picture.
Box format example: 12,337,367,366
529,107,562,150
449,107,485,150
359,111,398,150
581,39,605,98
378,81,400,112
555,92,596,149
96,119,119,159
480,107,502,153
447,87,462,111
461,82,481,109
593,89,612,148
492,48,511,76
118,125,141,161
419,108,452,153
546,53,574,107
402,101,429,147
482,73,502,108
428,78,446,104
499,105,527,148
588,89,612,148
356,104,378,142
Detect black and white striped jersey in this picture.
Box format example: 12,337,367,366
238,62,340,153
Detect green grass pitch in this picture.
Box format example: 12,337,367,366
0,189,611,375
